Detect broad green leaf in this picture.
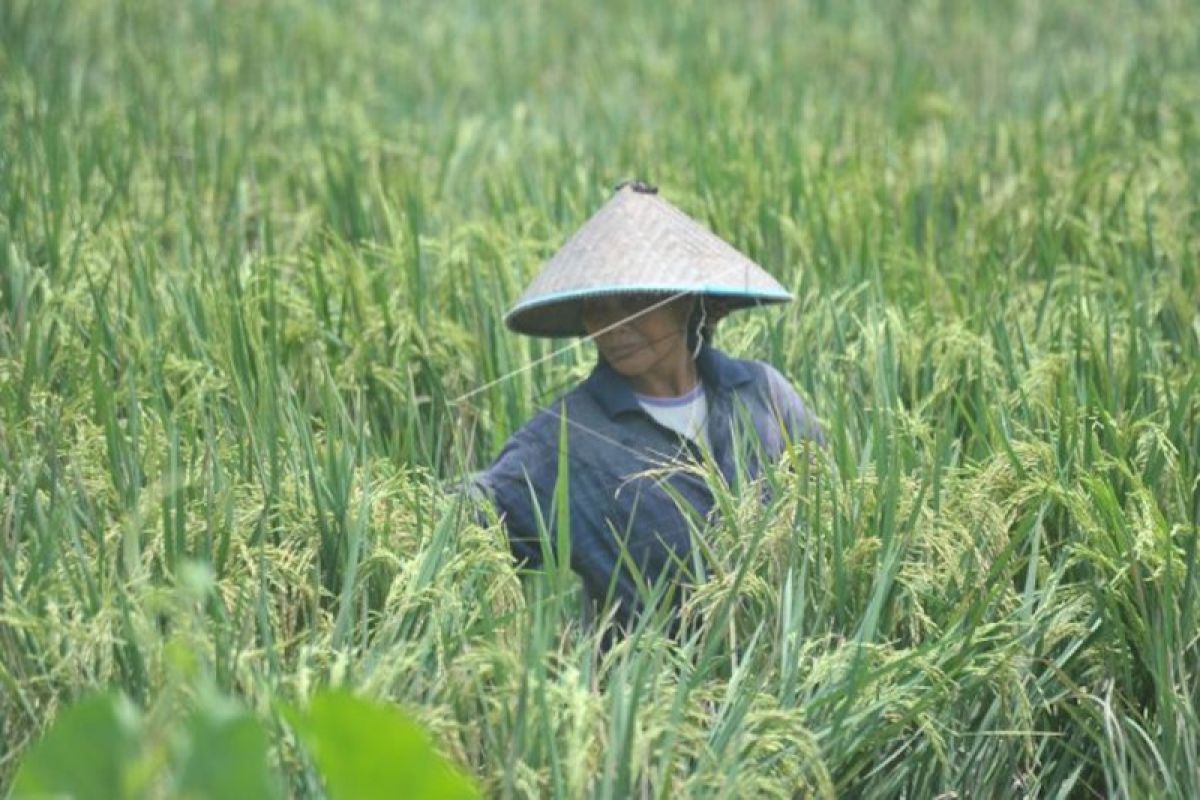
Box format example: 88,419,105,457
11,694,140,800
176,700,281,800
287,691,477,800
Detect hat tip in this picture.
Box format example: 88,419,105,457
613,178,658,195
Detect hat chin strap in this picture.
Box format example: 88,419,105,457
690,299,707,361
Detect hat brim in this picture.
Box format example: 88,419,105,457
504,284,793,338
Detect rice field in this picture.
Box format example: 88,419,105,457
2,0,1199,796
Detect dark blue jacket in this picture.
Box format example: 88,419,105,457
474,345,823,630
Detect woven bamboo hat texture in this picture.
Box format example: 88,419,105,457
504,181,793,337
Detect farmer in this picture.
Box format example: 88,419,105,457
474,181,824,638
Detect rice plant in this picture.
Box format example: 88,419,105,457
1,0,1198,796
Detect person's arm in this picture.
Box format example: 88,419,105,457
471,429,555,569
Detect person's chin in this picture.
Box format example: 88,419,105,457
606,351,649,376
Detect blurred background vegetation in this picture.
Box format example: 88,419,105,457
1,0,1198,796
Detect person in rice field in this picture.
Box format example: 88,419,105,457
474,180,824,642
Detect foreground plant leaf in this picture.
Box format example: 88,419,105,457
176,698,281,800
10,693,141,800
287,691,478,800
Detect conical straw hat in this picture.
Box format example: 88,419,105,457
504,182,793,337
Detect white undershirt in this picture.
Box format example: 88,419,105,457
635,383,709,447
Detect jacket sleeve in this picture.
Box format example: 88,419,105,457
472,427,557,569
761,363,827,448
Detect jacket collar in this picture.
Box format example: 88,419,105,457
583,344,755,421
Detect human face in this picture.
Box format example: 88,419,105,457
580,293,695,386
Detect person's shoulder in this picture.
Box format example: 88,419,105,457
723,353,826,445
709,348,788,392
702,347,764,386
750,359,795,394
747,360,801,411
